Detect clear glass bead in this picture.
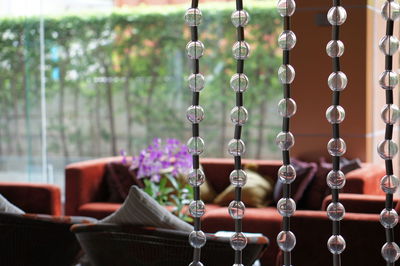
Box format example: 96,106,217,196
377,139,398,160
278,98,297,118
186,41,204,59
230,169,247,187
189,262,204,266
228,200,245,219
277,231,296,252
276,131,295,150
382,242,400,263
381,104,400,125
188,73,205,92
326,40,345,58
189,200,205,218
326,105,345,124
187,137,205,155
380,208,399,229
277,0,296,17
230,106,248,125
186,105,205,124
278,30,297,50
228,139,246,156
189,230,206,248
230,232,247,251
188,168,206,187
277,198,296,217
327,6,347,25
379,35,399,56
327,202,345,221
328,71,348,91
327,170,346,189
278,164,297,184
232,41,250,60
230,73,249,92
231,10,250,27
379,70,399,89
381,174,400,194
184,8,203,27
327,235,346,254
327,138,346,156
278,64,295,84
381,1,400,21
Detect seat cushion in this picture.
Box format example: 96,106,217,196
78,203,121,219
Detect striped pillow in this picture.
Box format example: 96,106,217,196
100,186,193,232
0,193,24,214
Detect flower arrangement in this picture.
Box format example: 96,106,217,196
129,138,193,222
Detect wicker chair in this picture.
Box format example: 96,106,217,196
72,224,269,266
0,212,90,266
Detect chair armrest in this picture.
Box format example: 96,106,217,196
343,163,385,195
321,193,399,214
65,157,120,215
0,183,61,215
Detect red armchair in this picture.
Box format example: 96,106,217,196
0,182,61,215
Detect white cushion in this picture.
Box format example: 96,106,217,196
101,186,193,232
0,194,24,214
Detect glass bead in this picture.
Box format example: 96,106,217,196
327,170,346,189
230,73,249,92
276,131,295,151
277,231,296,252
327,202,345,221
189,200,205,218
189,262,204,266
327,138,346,156
379,70,399,89
326,40,345,58
380,208,399,229
230,106,249,126
184,8,203,27
228,139,246,156
377,139,398,160
278,98,297,118
381,1,400,21
326,105,345,124
278,64,295,84
327,6,347,25
188,168,206,187
382,242,400,263
278,164,297,184
328,71,348,91
278,30,297,50
186,105,205,124
228,200,245,219
381,104,400,125
188,73,205,92
327,235,346,254
277,198,296,217
186,41,205,59
232,41,250,60
187,137,205,155
189,230,206,248
230,232,247,251
230,169,248,187
379,35,399,56
381,174,400,194
277,0,296,17
231,10,250,27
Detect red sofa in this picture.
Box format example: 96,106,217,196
65,157,387,265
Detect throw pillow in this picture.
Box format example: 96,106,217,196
0,193,25,214
273,159,318,204
213,170,274,207
101,185,193,232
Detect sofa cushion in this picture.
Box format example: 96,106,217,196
101,186,193,232
105,162,141,202
273,159,318,204
0,194,24,214
78,202,121,219
213,170,274,207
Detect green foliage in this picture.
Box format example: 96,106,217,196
0,2,282,160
